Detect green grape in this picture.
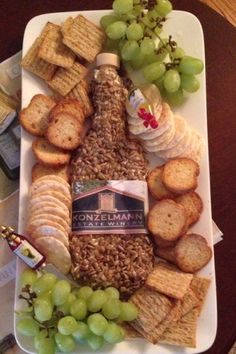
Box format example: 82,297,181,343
100,15,118,30
164,88,185,106
154,75,165,91
34,298,53,322
126,23,144,41
119,11,137,21
104,287,120,300
148,8,160,20
33,273,57,295
106,21,127,40
179,56,204,75
121,40,140,61
58,316,79,336
20,269,37,287
172,47,185,59
130,51,145,69
34,329,48,350
70,299,87,320
38,337,55,354
143,62,166,81
155,0,173,17
113,0,133,15
133,4,143,16
119,302,138,321
17,317,40,336
57,293,77,315
141,15,156,29
154,25,163,36
72,321,90,341
55,333,76,353
87,313,108,336
102,299,121,320
52,280,71,306
118,38,127,55
103,322,124,344
181,74,200,92
103,38,119,53
140,38,155,56
87,289,107,312
37,291,52,303
77,286,93,300
146,52,167,64
163,69,181,93
86,332,104,351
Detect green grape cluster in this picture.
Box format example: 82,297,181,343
17,269,138,354
101,0,204,106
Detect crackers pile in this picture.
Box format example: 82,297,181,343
26,175,72,274
147,157,212,272
129,102,205,163
127,261,211,347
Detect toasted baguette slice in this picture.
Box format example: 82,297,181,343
19,94,56,136
32,163,69,182
49,99,85,124
175,234,212,273
147,166,176,200
162,158,200,195
32,138,71,166
148,199,187,243
175,191,203,228
46,111,82,150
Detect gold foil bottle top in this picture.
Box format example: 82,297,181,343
0,225,15,239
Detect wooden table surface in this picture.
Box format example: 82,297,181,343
200,0,236,27
0,1,236,354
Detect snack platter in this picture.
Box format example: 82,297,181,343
14,9,217,354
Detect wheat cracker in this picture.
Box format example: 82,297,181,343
48,61,88,96
66,81,94,117
146,261,193,300
190,275,211,315
32,163,70,183
62,15,106,63
38,24,75,68
34,236,71,274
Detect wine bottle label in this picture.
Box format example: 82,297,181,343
13,239,45,269
72,180,149,235
128,88,154,117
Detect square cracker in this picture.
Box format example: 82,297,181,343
62,15,106,63
38,24,76,68
160,308,198,348
47,61,88,96
66,80,93,117
129,286,177,344
146,261,193,300
180,288,200,317
21,22,57,80
190,275,211,315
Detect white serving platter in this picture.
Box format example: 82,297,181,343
14,9,217,354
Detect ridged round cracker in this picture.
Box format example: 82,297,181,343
29,195,69,214
34,175,70,188
180,130,205,163
34,236,71,274
156,127,192,159
31,225,69,247
30,180,71,199
143,113,175,148
26,218,67,235
31,191,71,209
29,201,70,218
138,103,173,140
28,213,70,233
29,206,71,225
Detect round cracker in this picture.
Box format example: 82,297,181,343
30,181,71,199
143,114,175,148
29,201,70,218
34,236,71,274
34,175,70,188
31,191,71,209
29,195,69,214
29,206,70,225
26,218,67,235
31,225,69,248
156,127,192,159
28,213,70,233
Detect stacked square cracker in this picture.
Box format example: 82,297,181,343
124,261,211,348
